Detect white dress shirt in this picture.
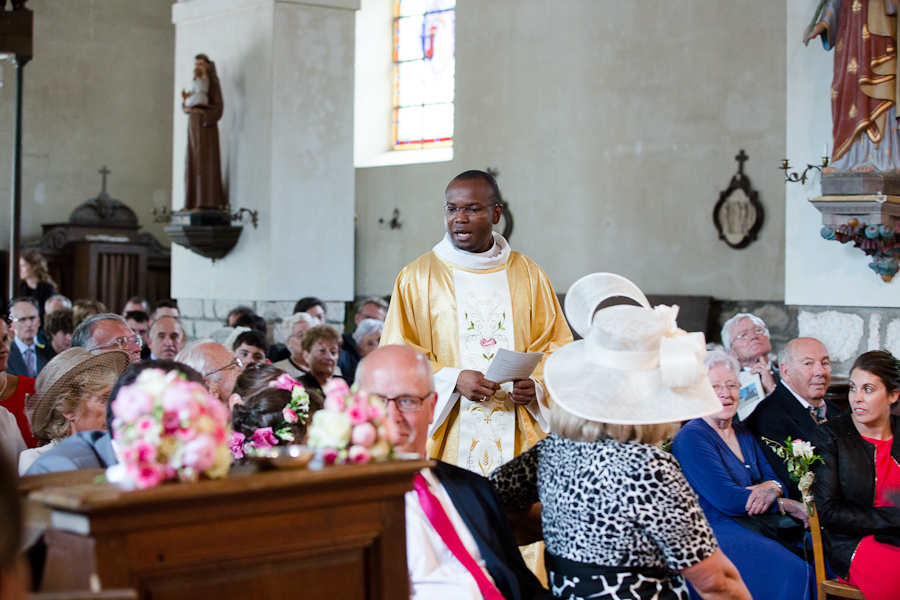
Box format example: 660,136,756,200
405,467,497,600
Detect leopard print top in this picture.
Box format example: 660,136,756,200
489,433,718,572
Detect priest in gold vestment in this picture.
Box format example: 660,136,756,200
381,171,573,474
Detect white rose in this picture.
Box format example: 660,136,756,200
308,410,353,449
791,439,814,459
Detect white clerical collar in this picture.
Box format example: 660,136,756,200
432,232,511,269
782,381,821,410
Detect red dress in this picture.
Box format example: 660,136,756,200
0,376,36,448
840,435,900,600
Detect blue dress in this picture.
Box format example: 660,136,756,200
672,419,814,600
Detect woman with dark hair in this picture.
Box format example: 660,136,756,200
811,350,900,600
18,250,56,320
228,362,285,409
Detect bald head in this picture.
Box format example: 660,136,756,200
357,345,436,456
778,337,832,405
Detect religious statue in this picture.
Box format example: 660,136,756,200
805,0,900,172
182,54,226,210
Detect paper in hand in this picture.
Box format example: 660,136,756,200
484,347,544,384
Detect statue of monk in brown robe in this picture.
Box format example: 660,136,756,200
182,54,226,210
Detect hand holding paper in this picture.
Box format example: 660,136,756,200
484,348,545,385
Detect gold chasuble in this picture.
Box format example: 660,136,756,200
381,232,573,469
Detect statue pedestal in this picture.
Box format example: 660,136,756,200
170,0,359,301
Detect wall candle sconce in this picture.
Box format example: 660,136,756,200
780,155,830,184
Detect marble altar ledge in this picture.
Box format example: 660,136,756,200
172,0,360,24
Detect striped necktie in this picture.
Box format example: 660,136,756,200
24,347,36,378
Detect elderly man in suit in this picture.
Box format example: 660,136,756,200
721,312,779,396
6,297,52,378
357,344,550,600
745,337,841,499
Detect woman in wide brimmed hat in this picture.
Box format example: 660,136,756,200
490,273,751,600
20,347,129,474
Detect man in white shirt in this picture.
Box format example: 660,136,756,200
7,298,52,378
746,337,841,499
357,344,550,600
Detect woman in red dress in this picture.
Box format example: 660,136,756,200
0,318,36,448
811,350,900,600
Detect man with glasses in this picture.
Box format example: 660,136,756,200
721,313,778,396
382,170,572,477
7,297,52,378
356,345,550,600
70,313,142,364
175,339,242,407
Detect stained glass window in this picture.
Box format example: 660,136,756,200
393,0,455,149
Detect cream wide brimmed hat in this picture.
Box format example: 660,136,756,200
545,273,721,425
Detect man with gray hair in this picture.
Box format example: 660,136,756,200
70,313,142,363
354,296,389,325
721,313,778,396
44,294,72,315
175,339,242,407
339,316,385,384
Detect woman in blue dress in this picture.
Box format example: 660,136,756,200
672,351,814,600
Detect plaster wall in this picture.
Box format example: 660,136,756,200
0,0,175,250
354,0,788,301
784,0,900,307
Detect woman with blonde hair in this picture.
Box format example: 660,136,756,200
490,273,751,600
72,299,108,329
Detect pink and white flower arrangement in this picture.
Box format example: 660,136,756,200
229,373,312,460
107,369,232,490
306,378,393,465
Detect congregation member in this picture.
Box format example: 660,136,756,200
18,250,56,321
72,299,107,328
339,318,384,383
0,319,37,448
296,325,344,395
382,170,572,472
672,351,813,600
489,275,750,600
227,363,286,409
811,350,900,600
150,299,180,322
43,294,72,316
294,296,326,323
6,298,51,379
721,313,778,396
25,361,205,474
232,330,269,366
225,305,255,327
146,315,186,361
124,310,151,359
44,308,74,356
273,312,320,378
357,344,551,600
20,348,129,474
121,296,150,316
70,314,142,363
745,337,840,499
175,339,243,405
0,456,26,600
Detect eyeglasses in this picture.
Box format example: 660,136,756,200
380,391,434,413
93,334,142,351
11,315,38,324
711,383,740,394
733,328,767,342
444,204,498,217
204,357,243,378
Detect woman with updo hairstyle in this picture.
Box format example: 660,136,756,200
810,350,900,600
18,250,56,320
227,363,285,410
72,299,107,329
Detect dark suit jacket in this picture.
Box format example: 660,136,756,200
6,340,52,378
745,381,841,499
430,460,551,600
25,431,117,475
338,332,361,384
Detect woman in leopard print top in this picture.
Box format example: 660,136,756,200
488,273,751,600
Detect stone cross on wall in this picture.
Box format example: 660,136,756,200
99,165,111,194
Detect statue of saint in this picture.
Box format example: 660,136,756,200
806,0,900,172
182,54,226,210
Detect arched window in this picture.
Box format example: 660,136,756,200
393,0,455,149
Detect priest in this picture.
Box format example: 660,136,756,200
381,170,572,475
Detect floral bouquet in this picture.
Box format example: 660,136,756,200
106,369,233,490
229,373,311,459
762,436,825,515
306,378,393,465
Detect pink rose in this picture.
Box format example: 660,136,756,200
135,416,158,435
480,338,497,348
161,411,181,435
132,462,165,489
367,401,386,421
347,404,368,426
324,395,346,412
250,427,278,449
229,431,246,459
322,447,340,465
351,422,377,447
348,445,371,464
323,378,350,399
112,387,154,422
271,373,302,392
160,382,197,413
283,408,299,424
134,440,157,463
181,434,217,472
205,396,231,426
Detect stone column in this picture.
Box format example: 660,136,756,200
170,0,358,307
